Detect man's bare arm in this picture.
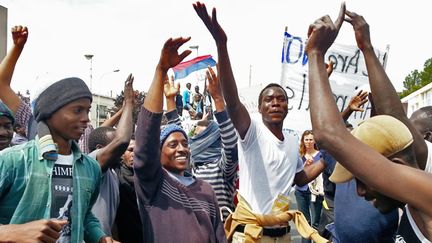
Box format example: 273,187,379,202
193,2,250,138
0,26,28,113
95,75,134,171
346,10,427,169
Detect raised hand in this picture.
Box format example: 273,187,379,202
123,74,135,104
158,37,192,72
201,110,210,121
345,10,372,51
11,25,28,48
306,2,345,55
206,65,226,112
348,90,369,112
205,65,222,101
193,2,227,44
163,75,180,99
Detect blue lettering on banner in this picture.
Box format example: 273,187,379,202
282,32,387,76
281,32,307,66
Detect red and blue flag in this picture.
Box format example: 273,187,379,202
173,55,216,80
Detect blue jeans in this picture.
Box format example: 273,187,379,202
295,189,311,243
311,195,324,229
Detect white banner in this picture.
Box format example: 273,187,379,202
239,31,388,135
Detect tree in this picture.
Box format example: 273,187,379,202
400,58,432,98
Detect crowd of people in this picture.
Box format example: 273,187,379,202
0,2,431,243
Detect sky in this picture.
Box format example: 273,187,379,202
0,0,430,97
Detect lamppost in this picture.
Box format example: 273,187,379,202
84,54,94,91
98,69,120,88
189,45,199,57
189,45,205,82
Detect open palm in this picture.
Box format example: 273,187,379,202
159,37,192,72
193,2,227,44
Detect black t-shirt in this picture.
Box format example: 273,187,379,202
395,208,424,243
51,154,74,242
114,163,143,243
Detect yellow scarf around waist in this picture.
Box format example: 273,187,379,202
224,193,329,243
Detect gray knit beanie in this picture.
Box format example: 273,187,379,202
33,77,92,122
33,77,92,161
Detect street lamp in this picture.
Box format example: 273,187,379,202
99,69,120,83
84,54,94,91
189,45,199,57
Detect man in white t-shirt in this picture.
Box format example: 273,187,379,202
193,3,328,242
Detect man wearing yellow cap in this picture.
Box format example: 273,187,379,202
306,5,431,243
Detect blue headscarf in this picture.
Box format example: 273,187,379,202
189,121,221,164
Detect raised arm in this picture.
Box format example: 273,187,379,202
144,37,191,113
134,37,191,202
307,2,347,144
341,90,368,120
95,75,135,171
0,26,28,113
205,66,225,112
345,10,427,169
308,6,432,218
164,75,180,113
164,75,182,126
193,2,250,138
206,66,238,178
294,3,346,187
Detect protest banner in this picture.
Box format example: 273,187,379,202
239,30,389,135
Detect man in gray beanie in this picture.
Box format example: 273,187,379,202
0,77,112,242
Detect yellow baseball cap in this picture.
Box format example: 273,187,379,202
329,115,414,183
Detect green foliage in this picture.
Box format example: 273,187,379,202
400,58,432,98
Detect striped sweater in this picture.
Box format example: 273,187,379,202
134,107,226,242
166,109,238,220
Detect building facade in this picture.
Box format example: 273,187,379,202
90,93,115,127
401,82,432,117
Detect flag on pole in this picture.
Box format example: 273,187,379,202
173,55,216,80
